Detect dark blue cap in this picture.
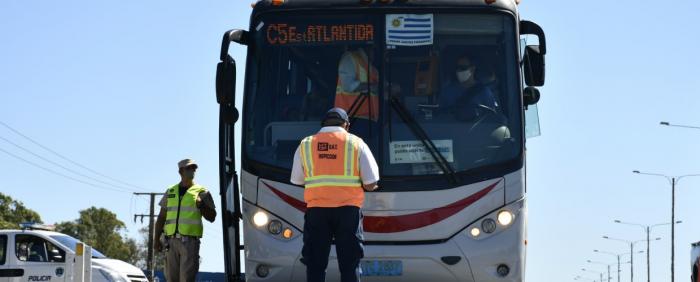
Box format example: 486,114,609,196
323,107,350,123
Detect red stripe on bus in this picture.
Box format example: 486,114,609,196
263,182,308,213
362,181,498,233
262,180,499,233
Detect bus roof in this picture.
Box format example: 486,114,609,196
252,0,519,14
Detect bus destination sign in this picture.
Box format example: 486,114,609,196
266,23,374,45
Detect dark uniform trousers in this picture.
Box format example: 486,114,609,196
165,235,200,282
302,206,364,282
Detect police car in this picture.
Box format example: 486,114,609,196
0,224,147,282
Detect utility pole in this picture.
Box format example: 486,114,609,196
671,177,675,282
134,192,164,282
646,226,650,282
617,255,620,282
631,243,634,282
632,171,700,282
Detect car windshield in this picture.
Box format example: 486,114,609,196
49,235,107,258
244,12,521,182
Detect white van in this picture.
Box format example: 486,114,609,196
0,227,147,282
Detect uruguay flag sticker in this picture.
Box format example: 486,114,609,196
386,14,434,46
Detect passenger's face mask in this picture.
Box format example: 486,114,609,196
456,68,474,83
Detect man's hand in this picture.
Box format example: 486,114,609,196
196,195,203,208
362,182,378,192
197,192,217,222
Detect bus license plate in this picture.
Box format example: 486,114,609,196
360,260,403,276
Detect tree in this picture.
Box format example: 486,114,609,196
55,207,139,264
0,192,42,229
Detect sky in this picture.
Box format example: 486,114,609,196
1,1,699,281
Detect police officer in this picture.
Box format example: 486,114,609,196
290,108,380,282
154,159,216,282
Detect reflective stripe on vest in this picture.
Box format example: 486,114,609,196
300,132,364,207
335,50,380,121
164,184,206,237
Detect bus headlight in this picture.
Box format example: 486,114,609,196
282,228,294,239
267,220,282,234
253,211,269,227
470,227,481,238
466,200,523,241
248,207,297,240
481,218,497,233
497,210,514,226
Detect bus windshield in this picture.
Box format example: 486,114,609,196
244,12,521,181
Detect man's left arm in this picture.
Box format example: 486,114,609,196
197,191,217,222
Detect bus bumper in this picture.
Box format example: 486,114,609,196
243,199,526,282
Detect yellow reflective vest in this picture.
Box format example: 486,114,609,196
300,131,364,208
164,184,206,237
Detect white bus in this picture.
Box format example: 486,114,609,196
214,0,546,281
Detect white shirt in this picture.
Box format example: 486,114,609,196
290,126,379,185
338,49,367,93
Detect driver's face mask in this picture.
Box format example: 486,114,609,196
456,65,474,83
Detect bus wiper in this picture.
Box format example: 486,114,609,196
389,96,458,184
346,91,369,125
347,48,374,127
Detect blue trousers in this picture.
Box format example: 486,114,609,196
302,206,364,282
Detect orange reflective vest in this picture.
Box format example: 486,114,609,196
299,131,364,208
335,50,380,121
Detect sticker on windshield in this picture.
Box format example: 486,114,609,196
386,14,433,46
389,140,453,164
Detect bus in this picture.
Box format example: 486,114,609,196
214,0,546,281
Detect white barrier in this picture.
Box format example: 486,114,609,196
74,242,92,282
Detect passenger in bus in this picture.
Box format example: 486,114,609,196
335,47,379,121
335,47,381,149
439,54,501,121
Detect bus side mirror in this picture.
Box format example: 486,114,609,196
216,29,248,105
216,29,247,123
520,21,546,87
523,46,545,86
216,54,236,105
216,55,240,124
523,86,540,106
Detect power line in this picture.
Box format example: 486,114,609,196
0,134,139,193
0,147,131,194
0,120,149,190
0,121,198,234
